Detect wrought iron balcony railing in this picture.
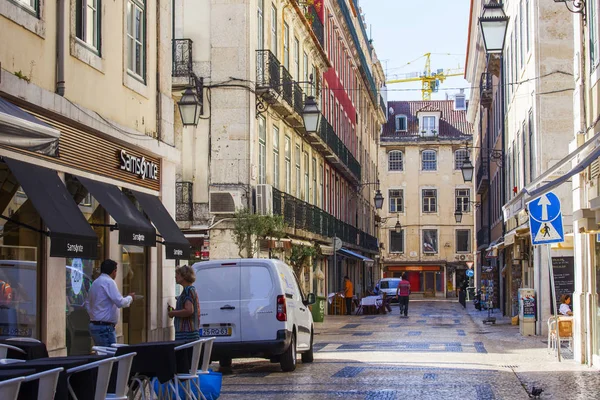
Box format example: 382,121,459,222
379,95,387,116
256,50,282,94
176,181,193,221
281,67,293,107
172,39,193,77
316,115,361,181
308,7,324,48
480,72,493,108
270,187,376,251
293,82,304,116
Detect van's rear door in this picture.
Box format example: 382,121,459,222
194,262,241,342
240,262,279,342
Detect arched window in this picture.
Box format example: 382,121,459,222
422,150,437,171
388,151,403,171
455,149,470,170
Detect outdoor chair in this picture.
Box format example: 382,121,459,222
106,352,136,400
22,367,63,400
0,343,26,359
92,346,117,356
0,376,24,400
0,359,25,364
547,316,573,355
66,357,116,400
5,337,42,343
171,337,216,400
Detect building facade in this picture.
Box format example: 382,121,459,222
173,0,385,303
465,0,574,334
378,99,473,297
0,0,185,354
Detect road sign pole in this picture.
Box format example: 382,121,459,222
333,236,337,315
547,244,561,362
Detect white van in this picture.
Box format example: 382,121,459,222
376,278,402,301
192,258,316,372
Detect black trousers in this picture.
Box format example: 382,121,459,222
398,296,409,316
345,297,352,315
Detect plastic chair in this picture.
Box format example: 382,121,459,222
0,343,26,359
66,357,116,400
106,352,136,400
0,376,24,400
22,367,63,400
92,346,117,355
5,337,42,343
548,317,573,355
0,359,26,364
173,337,216,400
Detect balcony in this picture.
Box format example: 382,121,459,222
307,6,324,48
379,95,387,118
176,181,193,221
172,39,196,89
271,187,376,251
476,156,489,195
256,50,282,97
480,72,493,108
303,115,361,183
477,226,490,249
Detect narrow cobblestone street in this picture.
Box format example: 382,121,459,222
217,300,599,400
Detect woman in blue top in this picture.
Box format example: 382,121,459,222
168,265,200,341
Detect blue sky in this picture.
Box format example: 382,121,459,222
358,0,471,101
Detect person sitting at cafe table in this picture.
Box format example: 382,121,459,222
559,294,573,316
86,259,135,346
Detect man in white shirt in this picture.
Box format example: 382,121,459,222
86,259,135,346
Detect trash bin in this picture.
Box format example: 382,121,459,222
311,296,326,322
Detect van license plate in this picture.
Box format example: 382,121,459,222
200,327,232,337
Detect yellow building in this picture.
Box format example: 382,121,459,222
378,99,473,297
0,0,183,354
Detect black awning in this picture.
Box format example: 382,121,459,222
131,191,191,259
4,158,98,259
0,97,60,156
76,177,156,247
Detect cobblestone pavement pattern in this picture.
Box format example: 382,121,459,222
215,300,599,400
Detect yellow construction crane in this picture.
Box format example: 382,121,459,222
385,53,464,101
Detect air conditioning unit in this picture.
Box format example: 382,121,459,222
209,191,242,214
255,184,273,215
459,255,466,261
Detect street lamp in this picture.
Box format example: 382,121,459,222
394,214,402,233
374,189,384,210
461,157,474,182
178,87,202,126
302,96,322,133
479,2,509,54
454,207,463,223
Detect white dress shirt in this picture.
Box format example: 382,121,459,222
559,303,572,316
86,273,133,324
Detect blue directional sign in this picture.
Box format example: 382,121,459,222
527,191,564,245
466,269,474,278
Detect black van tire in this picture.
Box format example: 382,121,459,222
301,330,314,363
280,333,297,372
219,358,232,368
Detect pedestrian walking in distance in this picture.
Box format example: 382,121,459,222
396,273,411,318
86,259,135,346
168,265,201,341
344,276,353,315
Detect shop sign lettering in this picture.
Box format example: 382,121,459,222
119,150,159,180
67,243,84,253
133,233,146,242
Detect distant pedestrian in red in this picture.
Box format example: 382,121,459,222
396,274,411,318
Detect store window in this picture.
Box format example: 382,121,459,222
65,175,107,355
122,245,147,344
423,229,438,254
0,164,42,339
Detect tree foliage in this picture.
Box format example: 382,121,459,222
232,209,286,258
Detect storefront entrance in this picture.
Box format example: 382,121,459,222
122,245,148,344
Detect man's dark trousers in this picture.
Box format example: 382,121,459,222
345,297,352,315
399,296,409,316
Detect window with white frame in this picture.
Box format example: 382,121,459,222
422,150,437,171
272,126,279,189
423,229,438,254
126,0,145,79
270,5,277,57
456,189,470,212
76,0,101,51
388,151,403,171
258,117,266,184
295,144,301,197
456,229,471,253
285,136,291,193
421,116,436,136
283,23,290,69
422,189,437,213
294,37,300,80
454,149,469,170
257,0,264,48
312,157,317,205
395,115,407,131
389,230,404,253
303,52,309,94
304,152,309,202
389,189,403,213
15,0,38,13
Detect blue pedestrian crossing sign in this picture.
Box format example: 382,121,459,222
527,191,564,245
466,269,474,278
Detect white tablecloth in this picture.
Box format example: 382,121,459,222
360,295,382,307
328,292,344,304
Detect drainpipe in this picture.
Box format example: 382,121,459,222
56,0,66,95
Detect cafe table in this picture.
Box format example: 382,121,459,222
0,339,49,360
0,354,108,400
